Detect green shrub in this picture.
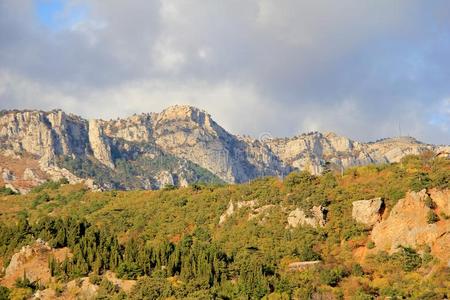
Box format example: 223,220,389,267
319,267,348,287
430,169,450,189
426,211,439,224
423,196,435,209
440,212,450,220
14,272,38,291
351,264,364,276
367,241,375,249
162,184,177,191
391,247,422,272
31,193,51,208
117,262,142,280
89,274,102,285
0,285,10,300
129,277,173,300
31,180,62,193
0,186,17,196
409,172,431,192
295,244,321,261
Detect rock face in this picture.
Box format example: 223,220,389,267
266,133,448,174
219,200,258,225
1,239,71,288
88,119,114,168
288,261,322,271
0,106,448,191
352,198,384,227
287,206,327,228
370,189,450,263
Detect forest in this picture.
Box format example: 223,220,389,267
0,153,449,299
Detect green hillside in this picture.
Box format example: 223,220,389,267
0,153,449,299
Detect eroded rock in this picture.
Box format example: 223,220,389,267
287,205,327,228
370,189,449,263
88,119,114,169
288,261,322,271
219,200,258,225
352,197,384,227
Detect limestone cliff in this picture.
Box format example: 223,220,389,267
0,106,448,191
369,189,450,264
265,132,448,174
88,119,114,168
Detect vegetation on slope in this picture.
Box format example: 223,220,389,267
58,153,224,190
0,153,448,299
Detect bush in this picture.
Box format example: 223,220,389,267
117,262,142,280
31,193,51,208
440,212,450,220
0,186,17,196
14,273,38,291
426,211,439,224
351,264,364,276
409,172,431,192
89,274,102,285
422,245,434,265
431,169,450,189
96,278,121,299
296,244,321,261
319,267,348,287
367,241,375,249
391,247,422,272
31,180,62,193
0,285,10,300
162,184,177,191
129,277,173,300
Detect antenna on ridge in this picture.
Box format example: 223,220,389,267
398,122,402,137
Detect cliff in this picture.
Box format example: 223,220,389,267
0,106,448,191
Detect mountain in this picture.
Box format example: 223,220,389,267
0,105,448,192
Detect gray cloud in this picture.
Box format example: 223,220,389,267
0,0,449,144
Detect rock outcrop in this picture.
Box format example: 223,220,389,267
369,189,449,263
219,200,258,225
352,198,384,227
288,261,322,271
0,106,447,191
88,119,114,168
1,239,71,288
287,206,327,228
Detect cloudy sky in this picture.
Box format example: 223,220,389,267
0,0,449,144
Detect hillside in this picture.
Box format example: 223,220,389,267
0,154,449,299
1,106,448,193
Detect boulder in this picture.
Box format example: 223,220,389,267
352,197,384,226
2,168,15,181
219,200,258,225
23,168,38,181
288,261,321,271
287,205,326,228
429,189,450,216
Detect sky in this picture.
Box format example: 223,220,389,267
0,0,449,144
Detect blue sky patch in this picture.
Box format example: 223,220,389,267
35,0,88,30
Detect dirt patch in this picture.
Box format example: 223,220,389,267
0,153,49,192
0,240,72,288
105,271,136,293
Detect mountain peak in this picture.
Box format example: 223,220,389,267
157,105,214,128
160,104,206,116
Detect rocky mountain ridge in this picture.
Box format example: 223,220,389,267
0,105,448,192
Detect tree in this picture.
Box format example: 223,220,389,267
239,259,269,299
0,285,10,300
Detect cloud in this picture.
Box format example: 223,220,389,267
0,0,449,144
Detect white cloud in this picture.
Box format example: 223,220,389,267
0,0,449,144
152,38,186,73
